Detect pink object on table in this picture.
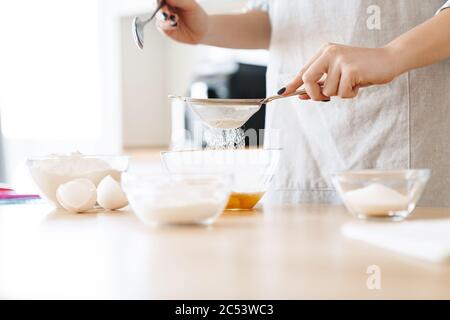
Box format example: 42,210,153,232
0,187,40,203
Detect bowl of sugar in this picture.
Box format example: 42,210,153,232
332,169,430,221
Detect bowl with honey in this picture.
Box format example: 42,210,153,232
161,149,281,211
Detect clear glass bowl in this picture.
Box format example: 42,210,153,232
122,173,232,226
26,154,129,207
332,169,430,221
161,149,281,211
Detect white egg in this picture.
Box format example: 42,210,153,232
97,175,128,210
56,178,97,213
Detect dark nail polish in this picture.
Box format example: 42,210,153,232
162,12,168,20
171,22,178,27
277,87,286,95
322,99,331,102
169,15,176,22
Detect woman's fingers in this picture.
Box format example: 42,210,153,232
279,72,302,95
168,13,178,26
279,43,332,95
298,94,310,100
163,3,179,25
297,80,326,100
280,43,396,103
156,18,178,31
301,55,329,101
156,5,179,30
280,43,339,100
322,66,341,98
165,0,199,10
156,20,173,32
337,68,359,98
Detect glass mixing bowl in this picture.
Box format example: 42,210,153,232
332,169,430,221
26,154,129,207
123,173,232,226
161,149,281,211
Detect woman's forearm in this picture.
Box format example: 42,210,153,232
386,8,450,77
201,11,271,49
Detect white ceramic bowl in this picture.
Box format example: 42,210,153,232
332,169,430,221
122,173,232,226
26,154,129,207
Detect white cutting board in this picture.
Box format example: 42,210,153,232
342,219,450,264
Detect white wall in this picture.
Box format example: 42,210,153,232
0,0,112,187
120,18,170,147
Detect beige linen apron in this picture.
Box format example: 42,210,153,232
262,0,450,206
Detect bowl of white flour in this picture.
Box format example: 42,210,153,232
26,153,129,207
332,169,430,221
122,173,232,226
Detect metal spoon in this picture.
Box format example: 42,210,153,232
169,89,313,129
132,0,166,50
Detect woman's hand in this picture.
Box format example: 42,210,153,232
279,43,398,101
154,1,271,49
155,0,209,44
280,3,450,102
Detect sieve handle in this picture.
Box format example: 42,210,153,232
262,89,309,104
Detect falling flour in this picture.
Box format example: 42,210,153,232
204,127,245,150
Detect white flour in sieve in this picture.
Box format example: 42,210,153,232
204,128,245,150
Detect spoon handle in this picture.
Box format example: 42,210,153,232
144,0,166,24
263,89,308,104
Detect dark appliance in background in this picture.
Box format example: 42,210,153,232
185,63,267,147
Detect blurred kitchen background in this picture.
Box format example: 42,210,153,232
0,0,268,189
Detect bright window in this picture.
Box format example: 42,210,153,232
0,0,102,142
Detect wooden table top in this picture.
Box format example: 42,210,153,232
1,203,449,299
